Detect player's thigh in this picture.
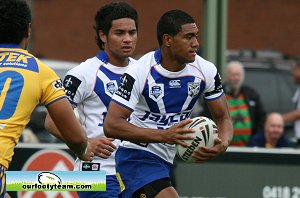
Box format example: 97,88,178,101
132,178,177,198
155,186,179,198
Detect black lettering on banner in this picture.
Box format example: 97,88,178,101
63,75,82,100
115,73,135,101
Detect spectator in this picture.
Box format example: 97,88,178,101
248,112,290,148
202,61,266,146
224,61,266,146
282,58,300,147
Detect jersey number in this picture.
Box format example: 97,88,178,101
0,71,24,119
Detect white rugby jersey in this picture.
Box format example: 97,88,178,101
63,50,136,175
112,50,224,164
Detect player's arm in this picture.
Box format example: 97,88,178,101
104,101,194,147
46,98,93,161
203,95,233,151
282,110,300,123
45,105,116,159
192,95,233,162
45,112,66,142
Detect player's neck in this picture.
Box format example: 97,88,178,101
105,51,129,67
160,50,186,72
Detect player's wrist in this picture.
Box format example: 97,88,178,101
77,141,88,157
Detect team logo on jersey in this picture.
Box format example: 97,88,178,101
149,84,164,101
63,75,82,100
115,73,135,101
169,80,181,88
105,81,117,96
52,79,63,90
188,82,200,97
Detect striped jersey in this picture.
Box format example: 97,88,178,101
63,50,136,175
112,50,224,163
0,44,65,168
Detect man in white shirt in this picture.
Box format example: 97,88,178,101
45,2,138,197
104,9,233,198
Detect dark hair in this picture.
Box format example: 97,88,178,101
157,10,195,46
94,2,138,50
0,0,31,44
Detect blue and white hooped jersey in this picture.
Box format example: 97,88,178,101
112,50,223,163
62,50,136,175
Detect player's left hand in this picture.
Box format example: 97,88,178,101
191,137,229,163
88,137,116,159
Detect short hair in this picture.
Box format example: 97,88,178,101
0,0,31,44
157,10,195,46
94,2,138,50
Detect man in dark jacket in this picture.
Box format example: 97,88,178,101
203,61,266,146
248,113,290,148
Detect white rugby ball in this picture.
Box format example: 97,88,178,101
176,116,218,162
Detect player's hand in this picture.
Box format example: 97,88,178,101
88,137,116,159
77,141,94,161
162,118,195,147
192,137,228,163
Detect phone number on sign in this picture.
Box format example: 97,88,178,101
263,186,300,198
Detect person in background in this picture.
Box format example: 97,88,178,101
223,61,266,146
45,2,138,197
104,9,232,198
0,0,93,197
248,113,290,148
282,58,300,148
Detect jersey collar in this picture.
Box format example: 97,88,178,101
96,50,109,64
154,49,162,65
0,44,22,49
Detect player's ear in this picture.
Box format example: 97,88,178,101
26,23,31,38
99,30,107,44
163,34,172,47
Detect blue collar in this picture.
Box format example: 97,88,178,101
96,50,109,64
154,49,161,65
0,44,22,49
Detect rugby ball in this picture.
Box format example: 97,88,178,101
176,116,218,162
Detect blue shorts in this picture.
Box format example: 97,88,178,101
77,175,120,198
116,146,172,198
0,165,6,198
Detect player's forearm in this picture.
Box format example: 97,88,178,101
282,110,300,123
104,118,164,143
44,113,66,142
214,116,233,146
47,98,88,156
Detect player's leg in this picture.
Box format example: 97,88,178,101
132,178,179,198
0,165,7,198
155,186,179,198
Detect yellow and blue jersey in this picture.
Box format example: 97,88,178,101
0,44,66,168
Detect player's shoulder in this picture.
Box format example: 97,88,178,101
190,55,217,74
133,51,156,69
67,56,100,78
194,55,216,68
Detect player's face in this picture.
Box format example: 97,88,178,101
170,23,199,64
102,18,137,66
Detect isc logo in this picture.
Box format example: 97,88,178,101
169,80,181,88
